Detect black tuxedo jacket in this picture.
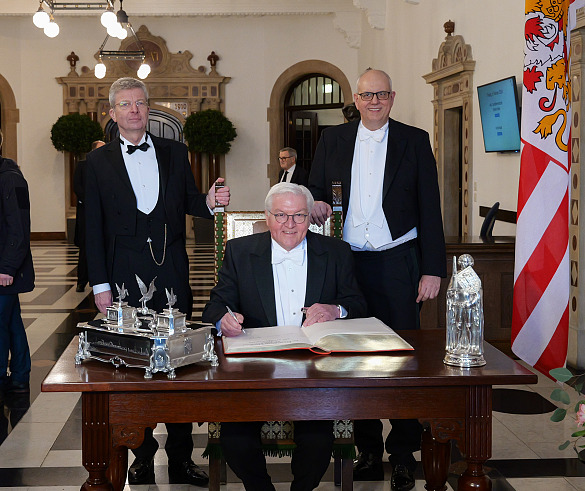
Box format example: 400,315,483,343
308,118,446,278
278,165,309,186
84,133,211,287
201,231,366,328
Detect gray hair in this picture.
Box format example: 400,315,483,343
279,147,297,159
109,77,148,107
356,68,393,93
265,183,314,213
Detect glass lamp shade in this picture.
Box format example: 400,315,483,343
106,23,120,37
100,9,117,28
33,9,50,29
44,21,59,38
117,26,128,40
95,62,107,79
137,63,151,79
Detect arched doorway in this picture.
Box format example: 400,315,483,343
0,74,19,161
284,74,345,174
267,60,352,184
104,108,184,142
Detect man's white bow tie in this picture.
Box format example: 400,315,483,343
272,248,305,265
359,127,385,143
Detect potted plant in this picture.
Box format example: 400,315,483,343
184,109,237,188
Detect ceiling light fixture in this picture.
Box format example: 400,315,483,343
95,0,149,79
32,1,115,38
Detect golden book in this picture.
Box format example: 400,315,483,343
222,317,414,355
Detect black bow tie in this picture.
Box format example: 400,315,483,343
126,142,150,154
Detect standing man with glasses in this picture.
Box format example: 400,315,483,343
85,77,230,487
202,182,366,491
308,69,446,491
278,147,308,186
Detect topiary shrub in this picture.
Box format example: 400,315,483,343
184,109,237,155
50,113,104,158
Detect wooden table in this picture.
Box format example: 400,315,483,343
42,330,537,491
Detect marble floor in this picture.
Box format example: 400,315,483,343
1,241,585,490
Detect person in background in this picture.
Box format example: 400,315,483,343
85,77,230,487
73,139,105,292
308,68,446,491
202,182,366,491
278,147,308,186
0,129,35,394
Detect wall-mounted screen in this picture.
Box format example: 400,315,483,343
477,76,521,153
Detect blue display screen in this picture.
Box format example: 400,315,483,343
477,76,521,153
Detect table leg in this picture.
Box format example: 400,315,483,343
81,393,112,491
421,426,450,491
459,385,492,491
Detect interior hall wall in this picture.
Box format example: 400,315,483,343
0,14,358,233
358,0,525,236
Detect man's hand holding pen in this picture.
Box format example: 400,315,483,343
221,305,246,337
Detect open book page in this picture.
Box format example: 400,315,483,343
222,317,413,354
223,325,311,354
300,317,414,352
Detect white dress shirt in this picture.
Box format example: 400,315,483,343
281,164,296,183
120,134,159,214
272,238,307,327
344,121,417,251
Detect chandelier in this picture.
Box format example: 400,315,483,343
32,0,150,79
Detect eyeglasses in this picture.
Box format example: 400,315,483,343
278,156,293,161
268,211,309,224
357,91,391,101
114,100,149,110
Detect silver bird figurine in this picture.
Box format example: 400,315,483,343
136,274,157,313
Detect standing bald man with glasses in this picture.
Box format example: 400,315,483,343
278,147,309,186
308,69,446,491
85,77,230,487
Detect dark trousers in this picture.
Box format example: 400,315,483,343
220,420,334,491
352,242,423,470
0,294,31,384
115,239,194,462
77,243,88,288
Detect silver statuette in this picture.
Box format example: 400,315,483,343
444,254,486,367
156,288,187,335
106,283,137,327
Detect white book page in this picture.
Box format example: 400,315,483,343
223,325,310,352
300,317,400,345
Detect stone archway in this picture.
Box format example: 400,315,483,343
0,74,19,161
267,60,352,184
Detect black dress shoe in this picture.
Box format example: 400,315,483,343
353,452,384,481
168,460,209,487
391,464,415,491
128,457,155,484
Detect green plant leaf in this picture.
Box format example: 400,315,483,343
578,449,585,463
571,430,585,437
551,407,567,422
550,367,573,382
551,388,571,404
576,375,585,394
559,440,571,450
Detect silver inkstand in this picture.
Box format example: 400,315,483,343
76,275,218,378
444,254,486,368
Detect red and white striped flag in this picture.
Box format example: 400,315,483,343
512,0,584,374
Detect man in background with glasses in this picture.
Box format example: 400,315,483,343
202,182,366,491
308,69,447,491
278,147,308,186
85,77,230,488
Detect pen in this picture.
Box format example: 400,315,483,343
301,307,308,314
226,305,246,334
